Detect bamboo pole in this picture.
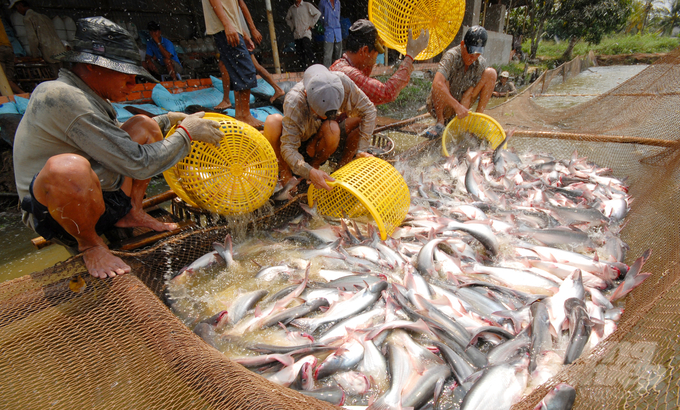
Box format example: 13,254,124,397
264,0,281,74
513,130,680,148
373,113,431,133
0,63,13,97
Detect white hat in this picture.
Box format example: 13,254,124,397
500,71,510,78
303,64,344,118
8,0,21,9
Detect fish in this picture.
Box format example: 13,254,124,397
265,354,317,387
563,298,593,364
297,386,345,405
314,337,365,380
272,177,301,202
333,371,370,395
260,298,329,328
533,383,576,410
460,360,528,410
291,280,388,333
529,301,552,373
609,249,652,302
227,289,268,326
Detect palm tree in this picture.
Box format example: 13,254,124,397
656,0,680,35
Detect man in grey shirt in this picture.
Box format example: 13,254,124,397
263,64,376,191
425,26,497,138
13,17,222,279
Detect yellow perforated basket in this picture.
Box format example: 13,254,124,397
308,157,410,240
368,0,465,60
163,113,278,215
441,112,507,157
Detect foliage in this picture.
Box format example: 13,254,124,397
376,75,432,120
532,32,680,57
651,0,680,35
546,0,632,45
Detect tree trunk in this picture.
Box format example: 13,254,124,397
561,36,579,61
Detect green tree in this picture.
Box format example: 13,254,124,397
655,0,680,35
546,0,632,60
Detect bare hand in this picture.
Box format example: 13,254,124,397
225,26,240,47
454,104,470,119
309,168,335,191
244,36,255,52
356,152,373,159
406,28,429,58
151,32,162,43
251,28,263,44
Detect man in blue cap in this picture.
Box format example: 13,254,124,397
424,26,497,138
13,17,222,279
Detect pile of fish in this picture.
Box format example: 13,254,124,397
166,142,651,410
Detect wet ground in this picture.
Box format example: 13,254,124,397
0,64,648,284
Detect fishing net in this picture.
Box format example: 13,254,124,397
1,47,679,409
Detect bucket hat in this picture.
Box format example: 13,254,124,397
53,16,156,82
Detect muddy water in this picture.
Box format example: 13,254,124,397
0,65,648,283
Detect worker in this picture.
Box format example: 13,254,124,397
13,17,222,279
493,70,517,97
285,0,321,70
9,0,66,77
330,19,429,105
202,0,264,129
143,21,184,81
423,26,497,139
263,64,376,191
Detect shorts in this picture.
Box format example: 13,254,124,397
21,175,133,249
300,118,348,166
213,31,257,91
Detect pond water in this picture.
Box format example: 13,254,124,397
0,64,649,284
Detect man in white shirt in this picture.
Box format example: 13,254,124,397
286,0,321,70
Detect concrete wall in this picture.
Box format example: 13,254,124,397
484,30,512,67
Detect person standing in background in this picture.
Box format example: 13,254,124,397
0,17,23,93
318,0,341,67
286,0,320,70
9,0,66,78
202,0,263,129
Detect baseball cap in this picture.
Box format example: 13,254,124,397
347,19,385,54
52,16,157,82
303,64,344,119
464,26,488,54
500,71,510,78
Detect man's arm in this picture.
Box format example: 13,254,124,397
286,7,295,31
334,57,413,105
341,76,376,154
239,0,262,44
208,0,240,47
68,113,191,181
308,3,321,26
432,71,468,121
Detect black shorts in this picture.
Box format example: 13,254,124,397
213,31,257,91
21,175,133,249
300,118,348,166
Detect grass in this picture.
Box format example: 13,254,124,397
375,75,432,120
532,33,680,59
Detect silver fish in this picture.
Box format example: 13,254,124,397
563,298,593,364
228,289,268,326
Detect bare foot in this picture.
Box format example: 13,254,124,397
215,100,232,110
238,114,264,130
269,88,285,104
83,245,131,278
115,208,179,231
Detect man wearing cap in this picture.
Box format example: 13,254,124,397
286,0,321,70
493,71,516,97
202,0,263,129
425,25,497,138
263,64,376,191
330,19,429,106
143,21,183,81
9,0,66,77
12,17,223,279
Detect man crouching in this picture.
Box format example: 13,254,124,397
263,64,376,191
13,17,222,279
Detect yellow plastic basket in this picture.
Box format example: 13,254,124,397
308,157,410,240
163,113,278,215
368,0,465,60
441,112,507,157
